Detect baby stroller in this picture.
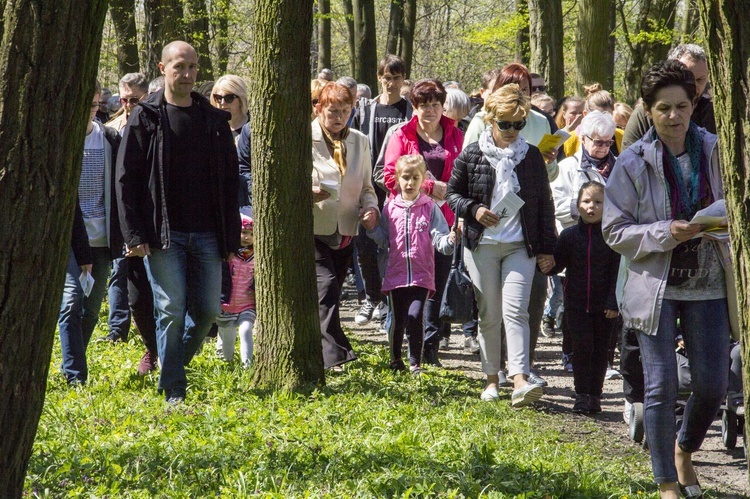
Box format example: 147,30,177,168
720,342,745,456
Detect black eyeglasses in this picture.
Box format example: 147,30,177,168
213,93,237,104
585,135,615,147
120,97,141,106
496,119,526,131
531,85,546,92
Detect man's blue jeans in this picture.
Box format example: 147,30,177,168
58,247,111,384
145,231,222,398
107,256,131,340
543,275,563,319
637,298,729,484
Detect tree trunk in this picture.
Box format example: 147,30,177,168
184,0,214,81
401,0,416,78
514,0,530,65
249,0,325,390
210,0,231,75
142,0,184,81
619,0,679,102
352,0,378,91
386,0,404,56
680,0,698,42
342,0,356,76
109,0,140,76
528,0,564,100
576,0,614,92
318,0,331,71
0,1,108,495
697,0,750,477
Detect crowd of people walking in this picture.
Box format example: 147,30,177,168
62,39,744,498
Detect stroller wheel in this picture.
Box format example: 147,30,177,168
629,402,644,443
722,410,738,449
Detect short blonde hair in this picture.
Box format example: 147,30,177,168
211,75,249,115
394,154,427,179
483,84,529,124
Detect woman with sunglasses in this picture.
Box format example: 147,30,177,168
551,110,617,231
447,84,556,407
210,75,249,139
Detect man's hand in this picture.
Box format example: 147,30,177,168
604,309,619,319
80,264,93,275
126,243,151,258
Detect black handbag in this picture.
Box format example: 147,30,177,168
439,220,475,324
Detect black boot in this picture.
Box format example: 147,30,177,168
423,341,442,367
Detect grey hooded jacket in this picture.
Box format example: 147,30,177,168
602,126,726,336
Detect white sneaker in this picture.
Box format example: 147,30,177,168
372,301,387,320
480,386,500,401
605,366,622,380
623,400,632,425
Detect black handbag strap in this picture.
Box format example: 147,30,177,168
450,217,462,269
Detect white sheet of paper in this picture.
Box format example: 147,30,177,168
79,272,95,297
490,191,525,220
689,199,727,227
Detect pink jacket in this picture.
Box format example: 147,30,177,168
222,252,255,314
383,114,463,226
368,194,453,295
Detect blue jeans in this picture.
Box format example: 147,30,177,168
107,256,131,339
543,275,563,318
58,247,111,384
145,231,222,398
637,298,729,484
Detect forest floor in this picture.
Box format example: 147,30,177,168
339,289,750,498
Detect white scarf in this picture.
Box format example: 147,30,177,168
478,125,528,206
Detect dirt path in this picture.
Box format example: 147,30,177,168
338,293,749,498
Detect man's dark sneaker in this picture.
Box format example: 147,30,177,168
165,389,186,405
96,332,124,343
541,316,556,338
137,349,159,376
410,364,423,376
589,396,602,414
422,342,442,367
355,300,376,325
573,394,591,414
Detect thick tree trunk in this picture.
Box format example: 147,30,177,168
352,0,378,92
576,0,614,92
620,0,679,102
386,0,404,56
249,0,325,390
109,0,140,76
697,0,750,478
142,0,184,80
528,0,564,100
401,0,416,78
514,0,530,65
210,0,231,75
184,0,215,81
342,0,356,76
0,1,108,495
318,0,331,71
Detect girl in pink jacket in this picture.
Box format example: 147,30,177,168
368,155,455,374
215,212,256,366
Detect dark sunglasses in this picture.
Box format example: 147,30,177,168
531,85,546,92
585,135,615,148
120,97,141,105
213,93,237,104
496,119,526,131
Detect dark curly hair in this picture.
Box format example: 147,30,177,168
641,60,696,111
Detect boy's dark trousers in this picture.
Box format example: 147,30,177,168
567,308,616,398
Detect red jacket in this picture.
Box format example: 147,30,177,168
383,114,463,226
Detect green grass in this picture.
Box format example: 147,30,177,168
25,321,657,498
